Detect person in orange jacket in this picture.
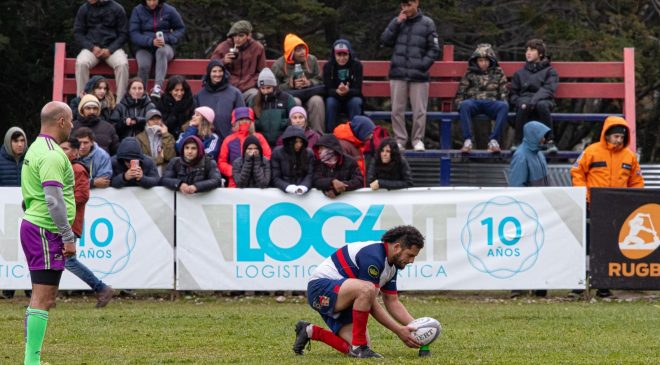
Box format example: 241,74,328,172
570,115,644,298
333,116,375,184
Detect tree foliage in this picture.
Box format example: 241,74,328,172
1,0,658,160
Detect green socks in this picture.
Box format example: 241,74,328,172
24,307,49,365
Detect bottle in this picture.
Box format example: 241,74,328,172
418,345,431,357
293,63,303,79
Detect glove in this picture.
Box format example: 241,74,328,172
285,185,297,194
296,185,309,194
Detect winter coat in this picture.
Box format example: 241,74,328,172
212,38,267,92
380,9,440,82
135,128,176,169
161,135,222,192
312,134,363,195
271,34,323,91
0,127,26,187
154,91,194,138
508,121,550,187
79,143,113,186
217,131,271,188
333,123,367,182
194,60,245,142
455,44,508,107
323,39,363,99
276,127,320,150
270,126,315,192
129,1,185,53
249,89,296,146
110,93,157,140
71,161,90,237
509,58,558,106
233,156,271,188
110,137,160,188
175,124,221,160
73,0,128,53
70,75,115,121
73,115,119,155
571,116,644,202
367,157,413,190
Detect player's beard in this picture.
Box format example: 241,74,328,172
392,252,408,270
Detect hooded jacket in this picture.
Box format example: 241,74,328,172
571,116,644,202
232,135,271,188
271,34,323,91
162,135,222,192
312,134,363,195
0,127,27,187
70,75,115,121
249,89,296,146
74,0,128,53
510,57,558,106
333,116,375,181
270,126,315,192
455,44,508,107
110,93,157,139
129,0,185,52
110,137,160,188
508,121,550,187
195,60,245,142
380,9,440,82
79,142,113,186
211,37,267,93
323,39,363,99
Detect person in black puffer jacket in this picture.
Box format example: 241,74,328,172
232,135,271,188
154,75,195,139
111,77,157,140
312,134,363,199
367,138,413,190
270,125,314,195
162,135,222,193
381,0,440,151
509,39,559,152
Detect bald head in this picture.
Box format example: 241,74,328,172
41,101,72,126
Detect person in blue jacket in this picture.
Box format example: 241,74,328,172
129,0,185,98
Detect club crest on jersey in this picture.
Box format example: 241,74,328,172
319,295,330,307
368,265,379,278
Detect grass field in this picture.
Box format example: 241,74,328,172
0,291,658,364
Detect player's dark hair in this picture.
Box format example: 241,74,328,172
11,131,24,141
66,137,81,149
74,127,95,141
381,225,425,249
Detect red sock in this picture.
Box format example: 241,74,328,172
351,309,369,346
311,325,349,354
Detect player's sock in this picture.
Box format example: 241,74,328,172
311,325,349,353
351,309,369,346
24,307,49,365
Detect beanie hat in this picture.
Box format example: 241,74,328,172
289,106,307,120
78,94,100,114
350,116,376,142
605,125,627,136
195,106,216,123
257,68,277,87
227,20,253,37
242,135,263,156
232,107,255,125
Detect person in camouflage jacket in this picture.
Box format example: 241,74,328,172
454,43,509,153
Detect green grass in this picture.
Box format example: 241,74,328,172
0,292,658,364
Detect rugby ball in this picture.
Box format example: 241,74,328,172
408,317,441,346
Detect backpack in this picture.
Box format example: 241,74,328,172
363,125,390,155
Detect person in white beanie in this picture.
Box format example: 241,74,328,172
249,67,296,147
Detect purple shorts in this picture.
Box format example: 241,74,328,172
20,220,65,271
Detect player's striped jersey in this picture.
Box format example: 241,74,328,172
309,241,398,294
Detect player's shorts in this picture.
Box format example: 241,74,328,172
20,220,66,272
307,278,351,334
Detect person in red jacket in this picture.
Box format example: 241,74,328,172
60,138,115,308
333,116,375,183
217,107,271,187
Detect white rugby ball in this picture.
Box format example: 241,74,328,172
408,317,441,346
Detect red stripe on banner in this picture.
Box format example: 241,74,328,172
336,248,356,278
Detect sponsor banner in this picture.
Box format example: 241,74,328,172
590,188,660,289
0,187,174,289
176,187,586,290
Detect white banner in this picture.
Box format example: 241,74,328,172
0,187,174,289
176,187,587,290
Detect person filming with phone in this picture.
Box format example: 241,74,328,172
110,137,161,188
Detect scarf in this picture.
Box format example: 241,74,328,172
320,148,338,168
